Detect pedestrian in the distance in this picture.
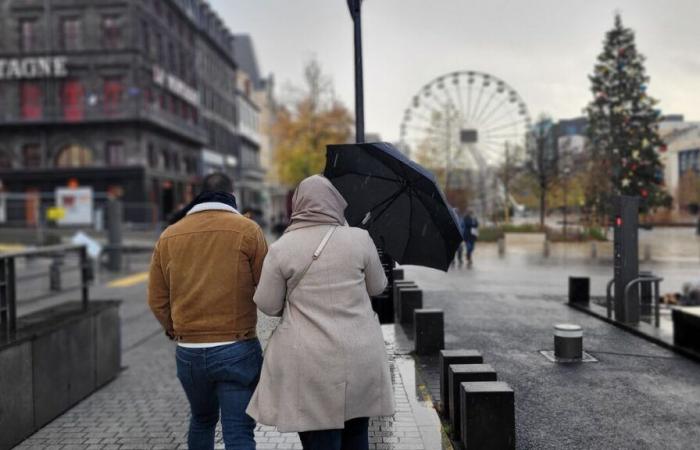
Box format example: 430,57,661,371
246,175,395,450
453,207,465,267
463,209,479,265
148,172,268,450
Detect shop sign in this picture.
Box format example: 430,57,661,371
55,187,93,226
153,65,200,105
0,56,68,80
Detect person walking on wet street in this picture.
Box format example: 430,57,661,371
246,175,395,450
148,172,268,450
463,209,479,265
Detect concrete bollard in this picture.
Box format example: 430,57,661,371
568,277,590,306
460,381,515,450
498,238,505,257
554,324,583,360
414,309,444,355
448,364,497,441
399,289,423,325
393,281,417,321
439,350,483,417
393,268,404,281
371,293,394,324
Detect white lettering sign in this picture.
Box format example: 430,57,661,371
153,65,200,105
0,56,68,80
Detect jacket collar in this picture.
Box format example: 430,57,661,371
186,202,240,216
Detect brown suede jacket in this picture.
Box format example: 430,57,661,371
147,207,268,343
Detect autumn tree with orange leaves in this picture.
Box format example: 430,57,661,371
272,59,353,186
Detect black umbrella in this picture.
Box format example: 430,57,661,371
324,142,464,271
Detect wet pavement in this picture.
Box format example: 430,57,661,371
405,254,700,450
13,273,445,450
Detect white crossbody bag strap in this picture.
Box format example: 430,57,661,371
286,225,337,300
264,226,337,353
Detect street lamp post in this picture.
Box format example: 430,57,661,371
347,0,365,143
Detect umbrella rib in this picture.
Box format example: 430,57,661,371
337,170,400,183
363,185,408,227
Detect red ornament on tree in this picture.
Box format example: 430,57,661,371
641,189,648,198
660,144,668,153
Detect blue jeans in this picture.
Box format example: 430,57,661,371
175,339,262,450
298,417,369,450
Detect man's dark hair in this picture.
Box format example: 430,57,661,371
200,172,233,193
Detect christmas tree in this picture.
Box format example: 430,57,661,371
585,14,671,217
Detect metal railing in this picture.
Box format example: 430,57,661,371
0,244,91,337
606,274,663,327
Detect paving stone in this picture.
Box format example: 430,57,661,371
11,307,434,450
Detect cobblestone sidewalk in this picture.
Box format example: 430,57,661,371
15,314,441,450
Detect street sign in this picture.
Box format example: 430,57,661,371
55,187,94,226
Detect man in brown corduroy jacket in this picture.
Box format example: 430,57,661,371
148,172,267,450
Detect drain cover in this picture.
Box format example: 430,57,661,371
539,350,598,363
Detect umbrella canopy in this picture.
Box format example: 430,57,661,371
324,142,464,271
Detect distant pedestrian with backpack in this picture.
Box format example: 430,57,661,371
463,209,479,265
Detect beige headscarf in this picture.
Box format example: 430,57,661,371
286,175,348,232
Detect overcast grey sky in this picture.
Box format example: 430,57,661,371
211,0,700,142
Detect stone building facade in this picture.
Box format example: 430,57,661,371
0,0,260,224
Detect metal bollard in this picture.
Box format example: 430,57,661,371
106,199,123,272
49,256,62,291
543,239,550,258
498,238,505,257
554,323,583,360
590,242,597,259
643,244,652,262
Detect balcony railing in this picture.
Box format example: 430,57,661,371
0,99,208,144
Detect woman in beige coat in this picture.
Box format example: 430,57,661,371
246,175,395,450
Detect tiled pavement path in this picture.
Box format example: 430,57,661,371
14,310,439,450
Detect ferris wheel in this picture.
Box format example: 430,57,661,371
399,71,532,172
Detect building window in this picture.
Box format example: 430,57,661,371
679,149,700,175
61,17,82,51
168,43,176,72
54,144,93,168
141,20,150,56
172,153,181,172
102,15,122,49
147,143,159,168
20,82,42,119
22,143,41,168
20,18,38,52
106,141,125,166
0,150,13,169
103,77,123,114
161,149,171,170
154,31,162,63
61,79,84,121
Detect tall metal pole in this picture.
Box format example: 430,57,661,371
347,0,365,143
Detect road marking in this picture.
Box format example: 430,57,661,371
0,243,27,253
108,272,149,288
